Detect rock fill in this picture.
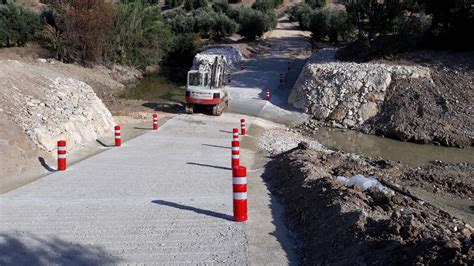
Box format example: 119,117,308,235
0,60,115,154
289,49,431,128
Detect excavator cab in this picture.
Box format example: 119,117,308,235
187,71,209,88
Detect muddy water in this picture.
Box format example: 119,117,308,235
122,73,184,103
310,127,474,166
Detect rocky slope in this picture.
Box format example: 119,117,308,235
0,59,122,179
290,49,473,147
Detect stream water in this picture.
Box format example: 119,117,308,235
311,127,473,166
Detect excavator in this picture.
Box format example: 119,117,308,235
185,54,229,116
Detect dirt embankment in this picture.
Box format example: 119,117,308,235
0,46,145,180
364,51,474,147
262,143,473,264
292,49,473,147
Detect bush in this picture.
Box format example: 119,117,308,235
252,0,275,12
40,0,114,63
184,0,208,11
305,0,325,9
233,7,276,40
193,8,238,39
166,33,202,67
308,9,352,42
422,0,474,50
212,0,229,13
0,3,42,47
165,0,184,8
106,2,174,68
163,9,195,33
288,3,312,29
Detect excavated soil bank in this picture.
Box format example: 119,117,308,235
263,144,473,265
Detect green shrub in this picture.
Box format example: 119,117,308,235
163,9,195,33
252,0,274,12
212,0,229,13
106,2,173,68
305,0,325,9
184,0,208,11
0,3,42,47
166,33,202,67
308,9,352,42
165,0,184,8
233,7,276,40
288,3,312,29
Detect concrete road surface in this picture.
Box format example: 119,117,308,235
1,16,308,265
0,114,295,264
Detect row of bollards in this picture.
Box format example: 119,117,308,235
231,118,248,222
56,114,160,171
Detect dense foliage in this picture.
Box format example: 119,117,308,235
2,0,278,68
106,2,173,68
0,3,42,47
231,6,277,40
184,0,208,11
289,0,473,59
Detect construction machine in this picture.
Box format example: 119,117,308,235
185,54,229,116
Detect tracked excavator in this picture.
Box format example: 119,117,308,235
185,55,229,116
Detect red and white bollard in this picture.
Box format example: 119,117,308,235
233,128,239,141
231,138,240,168
265,88,270,101
240,61,244,71
279,73,283,84
227,73,231,84
115,125,121,147
153,114,158,130
233,165,248,222
287,61,291,71
57,140,66,171
240,119,246,136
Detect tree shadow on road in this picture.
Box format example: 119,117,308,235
151,200,233,221
0,232,122,265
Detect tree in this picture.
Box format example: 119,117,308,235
0,3,42,47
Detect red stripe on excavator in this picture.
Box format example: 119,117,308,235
185,97,221,105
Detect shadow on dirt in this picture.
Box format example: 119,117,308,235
0,232,122,265
142,102,184,114
38,157,56,173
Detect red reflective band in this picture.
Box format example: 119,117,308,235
232,166,247,222
115,125,121,147
231,140,240,167
153,114,158,130
57,140,66,171
185,96,221,105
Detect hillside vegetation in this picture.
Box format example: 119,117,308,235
288,0,473,60
1,0,282,70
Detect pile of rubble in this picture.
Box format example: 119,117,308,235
288,49,431,128
0,60,115,177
